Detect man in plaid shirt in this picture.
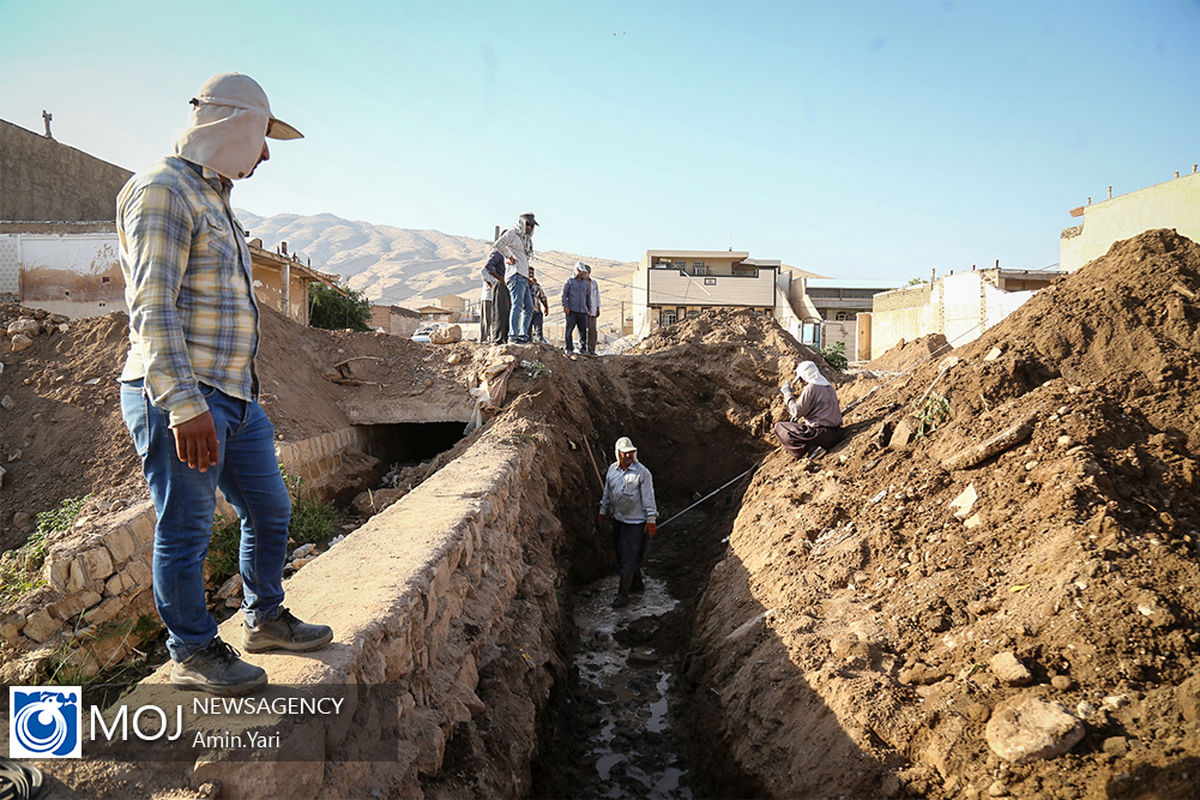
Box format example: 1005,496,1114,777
118,73,331,695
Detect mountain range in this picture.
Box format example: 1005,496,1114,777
236,211,637,326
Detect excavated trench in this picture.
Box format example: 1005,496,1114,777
514,354,778,800
530,472,768,800
30,318,810,799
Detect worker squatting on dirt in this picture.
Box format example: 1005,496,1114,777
598,437,659,608
117,73,332,696
774,361,844,459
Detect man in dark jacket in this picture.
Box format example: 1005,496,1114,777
483,250,509,344
774,361,843,458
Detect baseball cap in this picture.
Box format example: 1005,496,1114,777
191,72,303,140
615,436,637,453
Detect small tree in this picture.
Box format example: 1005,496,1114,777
309,283,372,332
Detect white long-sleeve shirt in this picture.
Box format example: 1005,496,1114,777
493,227,532,279
599,461,657,524
587,277,600,317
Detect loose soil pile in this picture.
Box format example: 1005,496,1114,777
689,229,1200,799
0,305,481,551
867,332,951,373
4,229,1198,800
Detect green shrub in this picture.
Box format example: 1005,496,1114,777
284,471,337,545
206,469,337,582
207,515,241,583
818,341,849,371
913,392,951,438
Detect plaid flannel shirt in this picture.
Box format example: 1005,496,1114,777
117,156,260,426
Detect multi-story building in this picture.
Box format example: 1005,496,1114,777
631,249,781,335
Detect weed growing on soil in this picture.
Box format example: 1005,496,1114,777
207,515,241,582
0,494,91,604
284,470,337,545
44,613,162,688
207,469,337,583
819,341,848,371
913,392,950,437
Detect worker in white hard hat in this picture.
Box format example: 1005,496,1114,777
598,436,658,608
775,360,843,459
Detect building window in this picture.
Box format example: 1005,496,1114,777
835,311,851,321
661,310,677,326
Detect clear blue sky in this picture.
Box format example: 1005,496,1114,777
2,0,1197,285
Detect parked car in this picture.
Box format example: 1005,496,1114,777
410,323,443,343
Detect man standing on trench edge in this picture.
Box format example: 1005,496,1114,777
117,73,332,696
598,437,658,608
493,212,538,344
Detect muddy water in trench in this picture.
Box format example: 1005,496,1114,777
532,494,759,800
567,571,693,799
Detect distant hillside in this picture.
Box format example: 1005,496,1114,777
236,211,636,326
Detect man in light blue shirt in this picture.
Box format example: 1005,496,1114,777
598,436,658,608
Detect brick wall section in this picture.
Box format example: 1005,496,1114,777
872,284,931,313
0,119,132,222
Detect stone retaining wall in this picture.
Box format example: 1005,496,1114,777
275,426,373,486
46,416,580,799
0,427,380,681
0,501,159,682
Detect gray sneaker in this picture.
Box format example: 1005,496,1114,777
171,637,267,696
243,606,333,653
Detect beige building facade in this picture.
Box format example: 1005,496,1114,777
0,227,337,325
632,250,780,335
1060,169,1199,271
866,267,1060,360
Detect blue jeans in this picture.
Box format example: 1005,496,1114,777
120,379,291,662
507,273,532,341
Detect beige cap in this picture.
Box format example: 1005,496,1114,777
615,436,637,456
191,72,303,140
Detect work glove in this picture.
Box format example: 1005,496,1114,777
780,381,792,397
646,522,657,538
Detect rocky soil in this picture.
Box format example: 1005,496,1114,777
686,229,1200,799
2,229,1197,799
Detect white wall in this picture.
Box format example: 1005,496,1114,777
869,271,1038,359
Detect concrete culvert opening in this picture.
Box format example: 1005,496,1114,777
357,421,468,467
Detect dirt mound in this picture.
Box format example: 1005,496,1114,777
689,230,1200,798
0,303,482,552
0,306,139,550
632,306,818,363
868,332,951,373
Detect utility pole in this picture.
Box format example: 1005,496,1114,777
41,110,53,139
